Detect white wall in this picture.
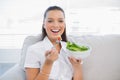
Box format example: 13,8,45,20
0,0,120,49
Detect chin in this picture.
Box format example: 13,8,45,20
51,36,57,40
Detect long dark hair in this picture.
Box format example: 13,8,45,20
41,6,67,42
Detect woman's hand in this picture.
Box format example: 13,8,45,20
68,56,82,71
69,56,83,80
45,48,59,63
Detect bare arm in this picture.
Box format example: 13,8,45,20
69,57,83,80
25,49,59,80
73,65,83,80
25,60,53,80
35,59,54,80
25,68,39,80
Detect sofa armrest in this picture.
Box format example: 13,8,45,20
0,64,26,80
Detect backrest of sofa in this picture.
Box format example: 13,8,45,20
80,35,120,80
19,34,42,68
19,34,120,80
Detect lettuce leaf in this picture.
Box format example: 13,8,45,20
66,41,89,52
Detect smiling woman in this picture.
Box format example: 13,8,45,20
0,0,120,80
24,6,83,80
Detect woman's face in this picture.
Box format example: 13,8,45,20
44,10,65,41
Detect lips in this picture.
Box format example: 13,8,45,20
51,29,60,33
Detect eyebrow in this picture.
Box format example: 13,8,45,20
47,18,64,19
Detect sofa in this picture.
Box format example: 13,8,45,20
0,34,120,80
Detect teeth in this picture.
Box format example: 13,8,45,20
52,30,59,32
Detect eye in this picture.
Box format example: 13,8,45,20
59,20,64,23
48,20,53,23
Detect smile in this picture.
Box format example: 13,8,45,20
51,29,60,33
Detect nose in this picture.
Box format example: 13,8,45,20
53,21,59,28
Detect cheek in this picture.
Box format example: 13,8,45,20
62,23,66,27
46,22,54,27
44,25,53,35
44,23,51,30
61,24,65,30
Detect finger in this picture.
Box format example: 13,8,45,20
45,50,52,57
70,56,77,62
68,56,74,64
51,48,59,55
69,56,82,64
45,50,49,57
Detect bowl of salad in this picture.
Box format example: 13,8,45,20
66,41,92,59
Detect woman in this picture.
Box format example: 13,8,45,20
24,6,83,80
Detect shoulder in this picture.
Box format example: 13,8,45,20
31,40,44,48
27,40,44,53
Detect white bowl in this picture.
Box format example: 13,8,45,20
65,44,92,59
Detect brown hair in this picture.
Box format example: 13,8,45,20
41,6,67,42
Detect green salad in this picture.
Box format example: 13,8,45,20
66,41,89,52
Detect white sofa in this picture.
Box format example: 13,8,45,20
0,34,120,80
